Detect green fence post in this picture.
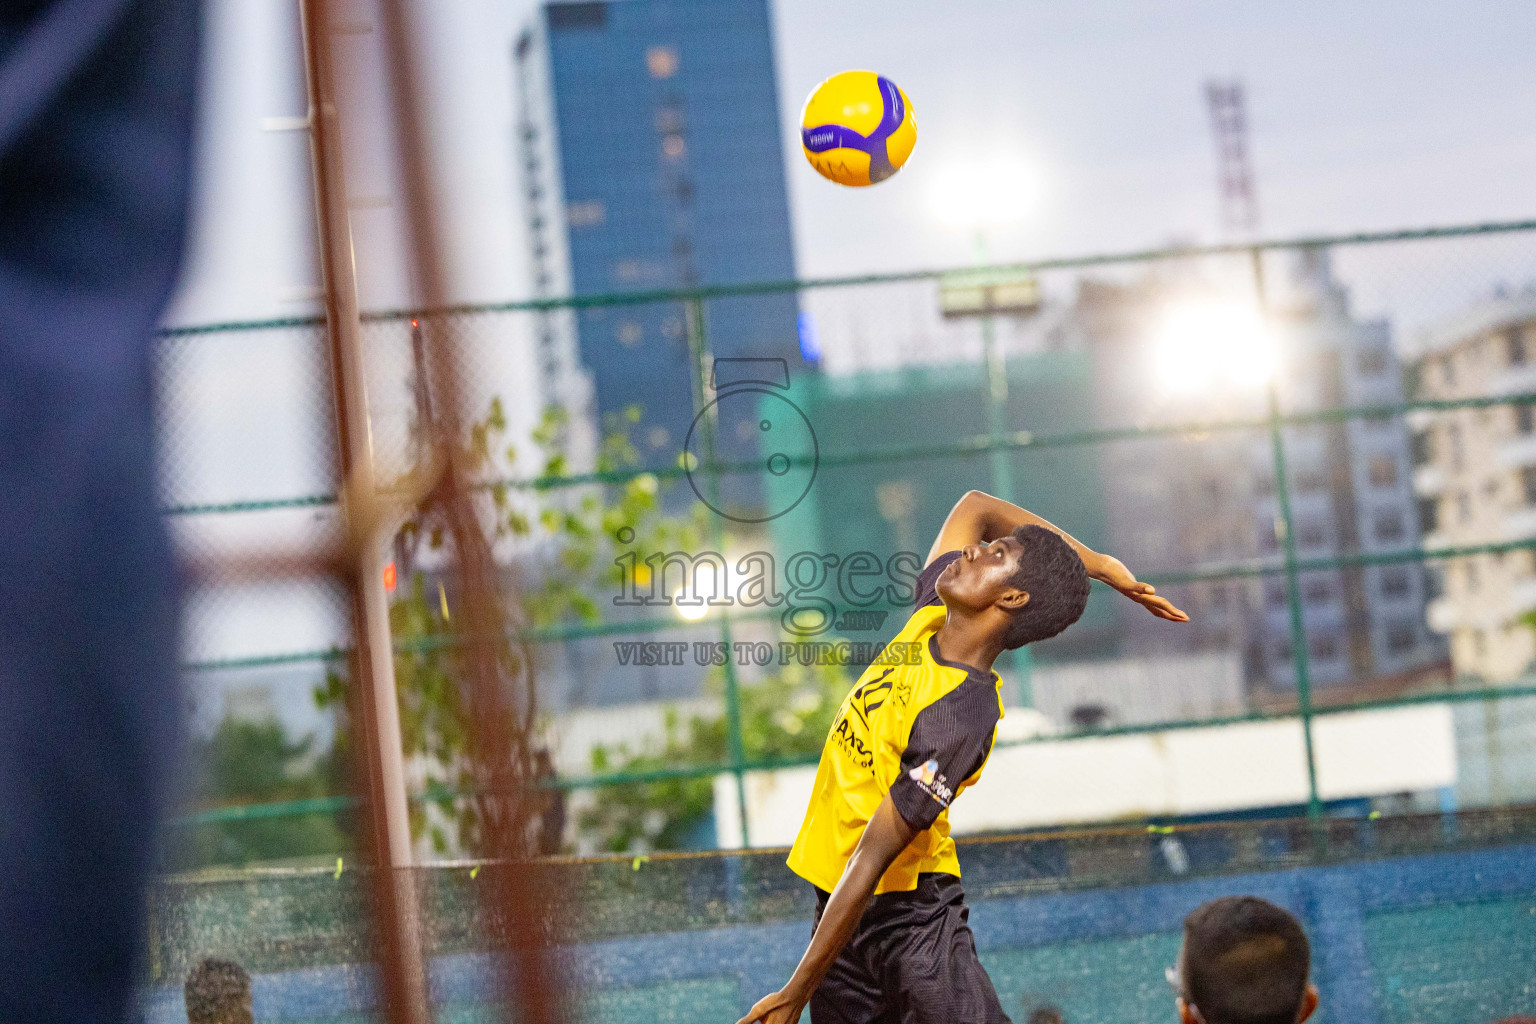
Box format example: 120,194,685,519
982,312,1015,503
684,297,752,848
977,251,1026,699
1251,247,1325,834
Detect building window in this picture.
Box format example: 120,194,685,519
566,200,606,228
1509,328,1529,366
1411,430,1433,467
1417,496,1440,534
615,259,657,283
1357,348,1388,375
1309,635,1339,662
646,45,679,79
1386,619,1417,654
1465,561,1480,592
1254,475,1274,497
1274,642,1292,663
547,1,607,29
1294,469,1327,493
1457,491,1472,522
1448,424,1464,470
1524,466,1536,506
1297,521,1327,549
1209,584,1230,610
1374,511,1406,543
1304,579,1332,605
1266,581,1288,608
1442,355,1456,387
1518,404,1535,435
1381,567,1411,599
1425,565,1445,600
1368,455,1398,487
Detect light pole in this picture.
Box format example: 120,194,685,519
973,232,1015,505
932,160,1037,506
933,159,1040,701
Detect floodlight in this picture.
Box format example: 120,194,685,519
1151,300,1274,395
930,157,1039,231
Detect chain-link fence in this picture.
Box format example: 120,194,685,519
155,217,1536,1022
163,220,1536,865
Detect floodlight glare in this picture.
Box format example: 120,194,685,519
930,158,1038,230
673,587,710,621
1151,301,1275,395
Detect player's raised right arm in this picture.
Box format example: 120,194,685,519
926,489,1092,566
927,490,1189,623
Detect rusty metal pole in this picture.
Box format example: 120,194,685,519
371,2,564,1023
298,3,428,1023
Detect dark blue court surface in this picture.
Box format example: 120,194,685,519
140,834,1536,1024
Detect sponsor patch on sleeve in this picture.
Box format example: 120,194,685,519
907,758,954,807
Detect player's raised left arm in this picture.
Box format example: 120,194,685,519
734,795,919,1024
927,490,1188,622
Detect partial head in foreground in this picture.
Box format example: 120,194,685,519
1174,896,1317,1024
185,956,253,1024
935,524,1089,649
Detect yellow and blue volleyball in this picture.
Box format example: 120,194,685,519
800,71,916,187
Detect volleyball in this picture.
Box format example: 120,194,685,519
800,71,917,187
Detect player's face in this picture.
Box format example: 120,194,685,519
935,537,1028,613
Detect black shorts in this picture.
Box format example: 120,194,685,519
810,873,1011,1024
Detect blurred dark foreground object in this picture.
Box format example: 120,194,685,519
0,1,199,1022
184,957,253,1024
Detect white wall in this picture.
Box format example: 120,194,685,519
714,704,1457,848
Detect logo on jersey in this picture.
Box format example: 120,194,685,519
831,714,874,770
850,668,895,724
908,759,954,806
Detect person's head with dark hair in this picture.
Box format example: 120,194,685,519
936,524,1090,651
185,956,253,1024
1026,1006,1066,1024
1171,896,1317,1024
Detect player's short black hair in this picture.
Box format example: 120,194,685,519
1182,896,1311,1024
185,956,251,1024
1000,524,1089,650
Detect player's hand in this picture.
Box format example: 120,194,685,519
1086,553,1189,623
735,987,809,1024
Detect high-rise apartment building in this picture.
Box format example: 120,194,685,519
1256,248,1443,688
515,0,806,506
1078,248,1443,695
1408,290,1536,681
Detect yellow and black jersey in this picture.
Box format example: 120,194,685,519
787,550,1004,895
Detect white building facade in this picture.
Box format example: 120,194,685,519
1409,291,1536,682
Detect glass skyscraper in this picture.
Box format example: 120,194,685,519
516,0,808,511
